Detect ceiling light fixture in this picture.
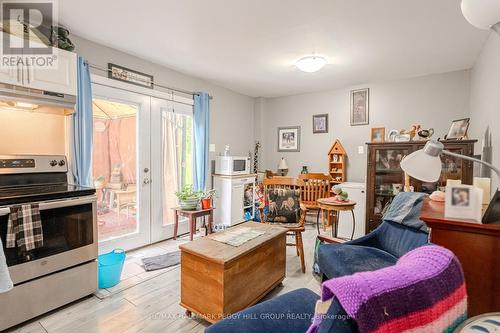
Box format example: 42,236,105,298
295,55,327,73
461,0,500,35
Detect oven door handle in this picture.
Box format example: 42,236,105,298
0,196,96,217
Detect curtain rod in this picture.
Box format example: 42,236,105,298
86,62,213,99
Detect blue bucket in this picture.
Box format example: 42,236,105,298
98,249,126,289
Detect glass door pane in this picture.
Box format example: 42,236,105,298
92,84,151,253
370,147,410,231
413,145,467,193
93,98,138,240
151,97,194,242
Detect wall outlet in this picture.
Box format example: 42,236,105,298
358,146,364,154
209,144,216,152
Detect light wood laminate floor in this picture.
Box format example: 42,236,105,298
9,218,326,333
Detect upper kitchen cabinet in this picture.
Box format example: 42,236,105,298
0,65,19,86
0,32,77,96
24,48,77,96
0,33,25,86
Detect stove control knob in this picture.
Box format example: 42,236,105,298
59,160,66,166
49,160,58,167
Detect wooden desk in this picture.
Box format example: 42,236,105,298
420,199,500,316
179,222,287,323
173,207,214,241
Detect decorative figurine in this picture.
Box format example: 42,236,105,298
400,124,421,141
332,185,349,202
417,128,434,140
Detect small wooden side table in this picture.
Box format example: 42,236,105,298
316,198,356,239
173,207,214,241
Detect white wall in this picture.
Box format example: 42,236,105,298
71,35,255,164
469,33,500,191
260,70,471,181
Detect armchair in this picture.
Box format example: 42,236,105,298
316,192,429,280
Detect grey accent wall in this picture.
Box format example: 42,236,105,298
71,35,255,163
469,33,500,191
260,70,471,181
253,97,266,172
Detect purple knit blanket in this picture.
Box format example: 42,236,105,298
307,245,467,333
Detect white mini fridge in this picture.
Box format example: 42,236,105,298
337,182,366,240
212,174,256,227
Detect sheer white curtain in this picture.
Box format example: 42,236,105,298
160,99,193,226
161,109,179,225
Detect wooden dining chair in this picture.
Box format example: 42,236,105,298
298,173,331,232
259,177,307,273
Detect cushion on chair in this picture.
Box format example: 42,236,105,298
373,221,429,258
318,244,397,279
205,288,319,333
266,189,300,223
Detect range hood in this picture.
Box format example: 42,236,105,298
0,82,76,110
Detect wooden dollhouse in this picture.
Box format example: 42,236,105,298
328,139,347,193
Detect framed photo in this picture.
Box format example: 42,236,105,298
350,88,369,126
277,126,300,152
108,63,154,88
445,185,483,222
446,118,470,140
370,127,385,143
313,114,328,133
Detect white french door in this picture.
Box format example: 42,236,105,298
92,84,152,253
150,97,194,242
91,79,194,253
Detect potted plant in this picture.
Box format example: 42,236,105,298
175,185,202,210
201,189,216,209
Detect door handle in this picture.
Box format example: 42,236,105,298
143,178,151,185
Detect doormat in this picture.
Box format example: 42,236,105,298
141,251,181,271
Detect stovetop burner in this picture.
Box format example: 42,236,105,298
0,183,96,206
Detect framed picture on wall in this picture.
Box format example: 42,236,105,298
313,114,328,133
370,127,385,143
350,88,369,126
278,126,301,152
